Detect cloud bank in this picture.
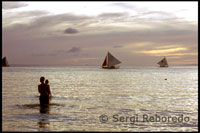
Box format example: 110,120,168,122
2,2,197,66
2,2,28,10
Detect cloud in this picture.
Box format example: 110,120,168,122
110,2,149,13
2,2,28,10
3,10,50,27
111,3,136,10
16,10,50,17
30,46,82,57
64,27,79,34
49,47,82,56
68,46,81,53
137,47,188,56
98,12,129,18
66,57,96,63
2,5,197,65
113,45,123,48
139,11,172,16
131,11,176,20
3,8,196,39
3,13,91,39
30,13,91,27
31,52,58,57
3,12,91,29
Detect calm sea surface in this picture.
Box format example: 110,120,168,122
2,66,198,131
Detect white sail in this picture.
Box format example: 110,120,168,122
2,57,9,67
157,57,168,67
107,52,121,67
102,51,121,69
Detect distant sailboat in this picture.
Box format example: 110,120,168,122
157,57,168,67
2,57,9,67
102,51,121,69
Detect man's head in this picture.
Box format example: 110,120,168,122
40,77,45,83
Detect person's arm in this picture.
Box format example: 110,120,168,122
48,85,52,97
38,85,41,94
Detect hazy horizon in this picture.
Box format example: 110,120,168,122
2,2,198,66
5,63,198,67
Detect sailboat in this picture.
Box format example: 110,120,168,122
102,51,121,69
2,56,9,67
157,57,168,67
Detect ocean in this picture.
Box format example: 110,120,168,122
2,66,198,131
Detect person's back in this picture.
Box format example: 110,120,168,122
38,84,48,95
38,77,50,106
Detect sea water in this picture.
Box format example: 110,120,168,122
2,66,198,131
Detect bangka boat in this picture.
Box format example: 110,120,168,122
102,51,121,69
157,57,168,67
2,57,9,67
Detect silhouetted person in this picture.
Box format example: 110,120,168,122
45,79,52,100
38,77,50,106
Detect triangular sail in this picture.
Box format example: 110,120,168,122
102,55,108,67
157,57,168,67
107,52,121,67
2,57,9,67
102,51,121,69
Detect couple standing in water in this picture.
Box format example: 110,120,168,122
38,77,52,106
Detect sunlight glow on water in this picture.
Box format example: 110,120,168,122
2,66,198,131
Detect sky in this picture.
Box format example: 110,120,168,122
2,1,198,66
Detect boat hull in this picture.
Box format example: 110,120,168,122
102,66,120,69
159,65,168,67
2,65,9,67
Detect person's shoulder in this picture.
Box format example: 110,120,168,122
38,84,45,87
46,84,50,88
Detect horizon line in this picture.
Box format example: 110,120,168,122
5,64,198,67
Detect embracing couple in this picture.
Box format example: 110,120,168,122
38,77,52,106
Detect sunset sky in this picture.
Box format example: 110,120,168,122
2,2,198,66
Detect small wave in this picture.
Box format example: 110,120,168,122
16,103,65,109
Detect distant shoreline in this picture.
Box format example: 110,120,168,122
5,64,198,67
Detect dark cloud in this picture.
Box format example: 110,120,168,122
64,28,79,34
68,46,81,53
2,2,28,10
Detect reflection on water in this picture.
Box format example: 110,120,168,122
38,105,50,131
39,105,50,114
16,102,64,109
2,66,198,131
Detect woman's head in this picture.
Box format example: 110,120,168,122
45,79,49,84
